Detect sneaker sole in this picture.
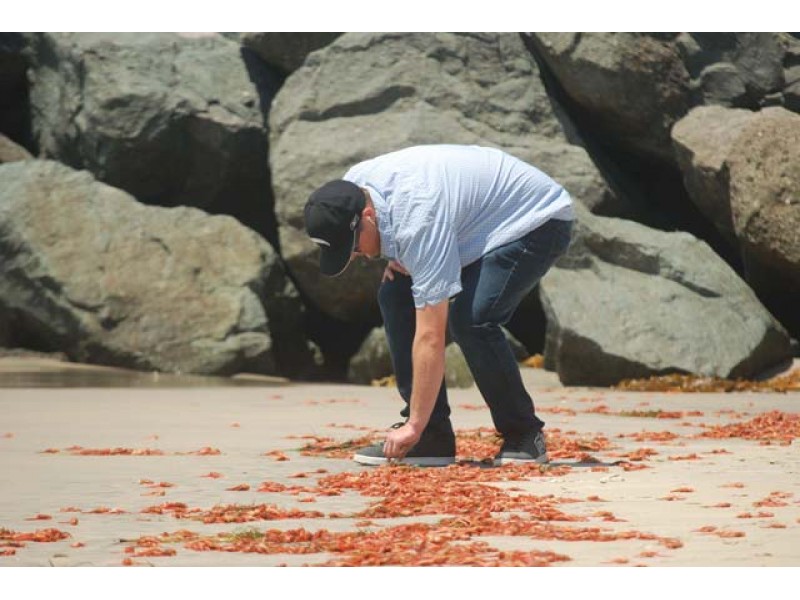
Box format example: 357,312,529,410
494,453,549,466
353,454,456,467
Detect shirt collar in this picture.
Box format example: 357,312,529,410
364,185,397,260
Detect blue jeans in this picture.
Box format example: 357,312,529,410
378,218,573,438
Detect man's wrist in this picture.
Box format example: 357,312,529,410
405,418,427,436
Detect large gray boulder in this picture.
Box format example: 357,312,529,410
671,105,757,244
529,33,691,163
26,33,282,244
269,32,615,322
727,108,800,338
672,106,800,338
540,205,792,386
240,33,341,73
0,160,315,376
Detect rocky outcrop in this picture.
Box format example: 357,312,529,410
675,33,791,108
530,33,799,166
241,33,341,73
529,33,692,163
26,33,283,245
269,32,615,322
0,160,315,377
3,32,798,384
673,106,800,338
540,205,792,386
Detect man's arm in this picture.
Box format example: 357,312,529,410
383,299,448,459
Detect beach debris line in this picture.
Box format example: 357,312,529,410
615,369,800,393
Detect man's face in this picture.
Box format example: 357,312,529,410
351,215,381,260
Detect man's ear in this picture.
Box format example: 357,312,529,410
362,205,376,221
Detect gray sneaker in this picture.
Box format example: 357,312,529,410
494,429,549,465
353,422,456,467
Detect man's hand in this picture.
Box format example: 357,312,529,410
382,260,409,282
383,422,422,460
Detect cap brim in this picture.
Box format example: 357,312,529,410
319,229,358,277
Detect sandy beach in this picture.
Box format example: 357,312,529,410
1,359,798,567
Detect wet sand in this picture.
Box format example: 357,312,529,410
0,356,288,388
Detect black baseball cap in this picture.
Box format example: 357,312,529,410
304,179,366,277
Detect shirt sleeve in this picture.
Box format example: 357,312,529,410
397,215,463,309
